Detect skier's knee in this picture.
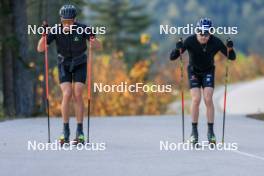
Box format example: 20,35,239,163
73,92,83,102
192,96,201,106
63,89,72,100
204,96,213,106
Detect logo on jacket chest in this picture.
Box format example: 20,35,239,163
73,36,80,42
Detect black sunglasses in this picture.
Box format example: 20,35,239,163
197,29,210,37
199,32,210,37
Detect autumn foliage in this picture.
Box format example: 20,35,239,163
36,42,264,117
44,53,173,117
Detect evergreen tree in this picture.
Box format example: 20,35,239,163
86,0,151,67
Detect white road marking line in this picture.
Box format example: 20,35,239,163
232,150,264,161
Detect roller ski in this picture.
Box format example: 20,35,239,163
207,122,216,146
59,125,70,146
59,134,70,146
208,131,216,145
72,133,85,145
72,123,85,145
59,123,70,146
188,131,200,148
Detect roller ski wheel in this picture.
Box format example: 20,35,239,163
59,135,70,146
208,132,216,145
188,133,200,148
72,134,85,145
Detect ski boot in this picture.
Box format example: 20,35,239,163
207,131,216,145
188,131,199,148
59,133,70,146
72,133,85,145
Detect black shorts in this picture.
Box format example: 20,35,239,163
187,65,215,89
58,63,87,84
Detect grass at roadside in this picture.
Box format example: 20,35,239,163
0,104,4,121
247,113,264,121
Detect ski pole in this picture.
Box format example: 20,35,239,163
86,37,94,143
43,21,51,143
222,38,231,143
179,38,185,143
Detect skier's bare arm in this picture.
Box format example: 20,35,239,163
37,36,46,52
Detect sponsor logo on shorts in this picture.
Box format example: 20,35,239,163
191,75,197,80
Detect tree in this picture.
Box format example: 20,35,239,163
86,0,151,67
0,0,34,116
0,0,16,116
13,0,35,116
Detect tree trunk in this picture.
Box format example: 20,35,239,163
12,0,35,116
0,0,16,116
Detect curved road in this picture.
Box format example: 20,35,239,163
0,78,264,176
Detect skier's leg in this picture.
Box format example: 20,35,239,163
60,82,73,123
59,82,72,144
203,87,216,143
189,88,201,144
203,87,214,123
73,82,85,124
190,88,201,123
188,65,202,123
188,65,202,144
72,63,86,144
73,63,86,124
72,82,85,144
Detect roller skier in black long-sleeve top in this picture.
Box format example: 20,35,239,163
170,18,236,145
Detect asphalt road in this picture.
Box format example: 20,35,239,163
0,79,264,176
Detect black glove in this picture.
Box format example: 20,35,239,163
176,39,184,50
41,21,49,36
226,39,233,48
